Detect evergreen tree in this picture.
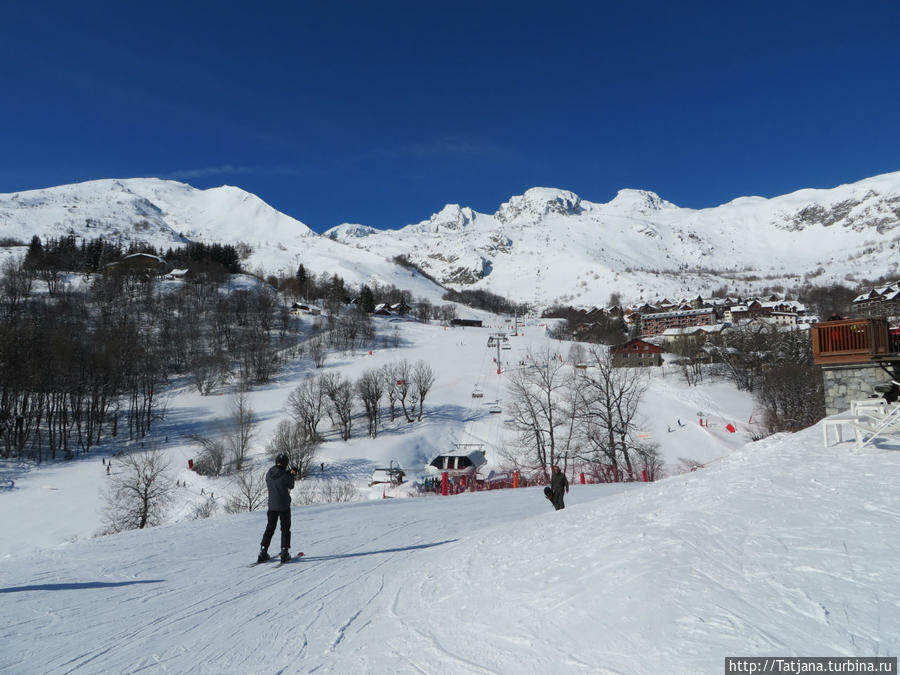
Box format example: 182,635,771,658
24,235,43,269
359,285,376,313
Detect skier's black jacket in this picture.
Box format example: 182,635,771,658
266,465,295,511
550,471,568,496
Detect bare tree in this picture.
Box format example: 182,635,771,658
191,351,230,395
101,449,174,533
575,345,648,481
191,494,218,519
225,468,267,513
287,375,327,439
307,336,327,368
321,372,354,441
266,419,318,477
381,362,400,421
357,368,385,437
227,391,255,473
393,359,416,422
506,348,577,478
292,479,359,505
412,360,436,421
189,434,226,477
707,323,772,392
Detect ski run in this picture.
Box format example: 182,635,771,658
1,315,899,674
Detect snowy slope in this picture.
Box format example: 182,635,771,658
1,297,898,672
325,173,900,306
0,178,453,307
4,172,900,310
1,425,898,674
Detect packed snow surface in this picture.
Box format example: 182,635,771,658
2,428,898,673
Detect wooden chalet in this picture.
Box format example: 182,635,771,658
812,316,900,415
105,253,167,275
611,338,665,367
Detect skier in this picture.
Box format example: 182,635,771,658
258,453,296,563
549,464,569,510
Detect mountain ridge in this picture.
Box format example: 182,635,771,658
3,172,900,307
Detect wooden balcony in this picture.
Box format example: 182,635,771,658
812,317,900,365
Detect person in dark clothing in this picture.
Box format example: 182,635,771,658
549,464,569,510
258,453,296,563
883,381,900,405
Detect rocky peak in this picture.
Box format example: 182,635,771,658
495,188,582,224
605,189,676,214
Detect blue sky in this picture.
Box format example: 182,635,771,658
2,1,899,232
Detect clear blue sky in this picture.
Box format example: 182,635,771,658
2,1,899,233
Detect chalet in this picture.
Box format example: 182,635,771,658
745,311,799,328
852,281,900,319
372,304,393,316
104,253,167,275
611,338,665,367
661,323,727,347
723,300,769,324
390,301,412,315
165,268,189,280
290,302,321,316
640,308,718,337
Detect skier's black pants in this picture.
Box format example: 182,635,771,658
261,509,291,550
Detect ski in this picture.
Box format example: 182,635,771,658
277,552,304,566
247,557,277,568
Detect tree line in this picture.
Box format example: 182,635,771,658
23,234,243,277
0,256,293,462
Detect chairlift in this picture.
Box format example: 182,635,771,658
488,400,502,414
471,385,484,399
501,344,511,351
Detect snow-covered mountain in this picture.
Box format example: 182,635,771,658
0,179,451,306
3,172,900,308
325,173,900,306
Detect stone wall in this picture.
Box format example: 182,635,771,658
822,364,896,415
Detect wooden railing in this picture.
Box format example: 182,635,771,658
812,317,898,365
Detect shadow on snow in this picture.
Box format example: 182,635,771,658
0,579,165,594
301,539,457,562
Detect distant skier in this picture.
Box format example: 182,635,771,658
258,453,296,563
548,464,569,511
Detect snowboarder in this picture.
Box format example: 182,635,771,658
548,464,569,510
106,464,110,475
258,453,296,563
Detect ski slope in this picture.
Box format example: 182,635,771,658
2,423,899,673
1,315,898,673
